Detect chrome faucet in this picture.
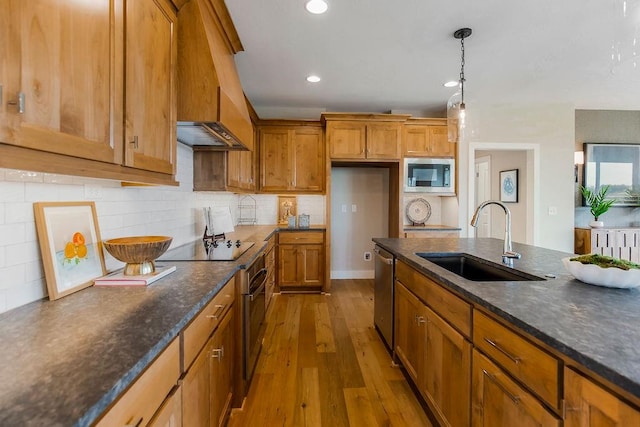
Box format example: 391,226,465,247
470,200,521,267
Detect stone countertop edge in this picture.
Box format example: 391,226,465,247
0,225,281,427
372,237,640,400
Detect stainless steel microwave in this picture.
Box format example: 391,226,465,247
404,158,455,194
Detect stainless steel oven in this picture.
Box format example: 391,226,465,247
242,254,267,382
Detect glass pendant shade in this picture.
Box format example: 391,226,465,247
447,90,465,143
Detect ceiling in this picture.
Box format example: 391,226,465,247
226,0,640,119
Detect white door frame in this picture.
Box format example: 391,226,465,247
466,142,541,245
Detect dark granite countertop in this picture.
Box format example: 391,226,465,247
0,225,291,427
403,225,462,231
373,237,640,400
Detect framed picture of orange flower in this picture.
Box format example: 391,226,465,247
34,202,106,300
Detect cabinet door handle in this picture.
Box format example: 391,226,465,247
211,345,224,360
7,92,25,113
206,304,225,320
482,369,520,404
130,135,138,149
483,337,521,364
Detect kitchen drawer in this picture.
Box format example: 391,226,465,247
96,338,180,427
278,231,324,244
473,309,560,409
395,261,471,338
182,278,235,371
472,350,560,426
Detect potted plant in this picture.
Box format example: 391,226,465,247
580,185,616,228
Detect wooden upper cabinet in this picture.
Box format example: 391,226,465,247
1,0,121,164
366,122,402,159
326,121,366,159
124,0,177,175
323,113,410,161
403,119,455,157
259,127,293,191
259,124,324,193
227,149,255,191
0,0,178,183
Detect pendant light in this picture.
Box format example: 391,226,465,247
447,28,472,143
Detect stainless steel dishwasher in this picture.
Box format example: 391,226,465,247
374,246,395,351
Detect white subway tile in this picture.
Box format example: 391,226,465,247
5,169,44,183
5,243,40,266
0,290,6,313
5,202,33,224
0,181,26,202
25,183,60,202
25,260,44,282
44,173,75,184
0,264,27,290
0,247,5,268
0,223,26,246
5,279,47,311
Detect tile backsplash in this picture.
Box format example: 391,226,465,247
0,144,325,314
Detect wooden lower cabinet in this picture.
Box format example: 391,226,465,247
95,338,181,427
182,306,235,427
148,385,182,427
472,350,559,426
394,282,426,383
265,237,276,308
278,231,325,290
565,367,640,426
394,281,471,427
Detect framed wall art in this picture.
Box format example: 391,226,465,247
278,196,297,225
34,201,106,300
500,169,519,203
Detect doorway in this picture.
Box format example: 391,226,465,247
467,143,540,245
474,156,491,237
330,166,390,279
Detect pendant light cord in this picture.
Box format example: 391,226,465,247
460,36,466,108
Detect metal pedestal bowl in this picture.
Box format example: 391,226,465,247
103,236,173,275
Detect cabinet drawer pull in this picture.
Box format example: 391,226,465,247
483,337,521,364
207,304,225,320
124,417,144,427
482,369,520,404
415,315,427,324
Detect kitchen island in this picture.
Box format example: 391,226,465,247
374,236,640,424
0,225,324,426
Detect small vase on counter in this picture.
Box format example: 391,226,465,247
590,220,604,228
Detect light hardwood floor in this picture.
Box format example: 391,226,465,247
228,279,433,427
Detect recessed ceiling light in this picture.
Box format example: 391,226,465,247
306,75,321,83
305,0,328,14
444,80,459,88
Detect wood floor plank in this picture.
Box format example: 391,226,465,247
292,367,322,427
228,280,431,427
344,387,379,427
315,301,336,353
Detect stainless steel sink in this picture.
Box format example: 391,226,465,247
416,253,543,282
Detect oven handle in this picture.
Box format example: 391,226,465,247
247,269,268,301
247,280,266,302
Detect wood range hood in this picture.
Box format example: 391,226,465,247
176,0,254,151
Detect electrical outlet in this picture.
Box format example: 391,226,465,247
364,251,372,261
352,204,357,213
341,204,347,213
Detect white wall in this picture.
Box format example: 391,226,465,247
0,144,325,314
458,103,575,252
475,150,528,244
331,167,389,279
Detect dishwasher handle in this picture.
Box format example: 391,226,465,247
374,247,394,265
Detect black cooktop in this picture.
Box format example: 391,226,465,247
158,240,255,261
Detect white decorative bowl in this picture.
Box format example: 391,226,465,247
562,257,640,289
